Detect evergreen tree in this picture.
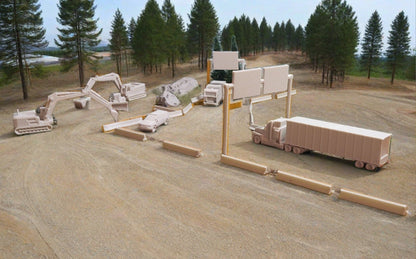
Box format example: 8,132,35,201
239,15,252,56
162,0,185,77
272,22,280,51
188,0,219,69
277,21,286,51
231,35,238,51
0,0,47,99
304,0,359,87
294,25,305,51
386,11,410,84
361,11,383,79
132,0,165,73
251,18,260,55
55,0,102,87
285,19,296,50
109,9,128,75
128,18,136,46
259,17,269,52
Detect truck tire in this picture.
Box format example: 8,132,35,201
365,163,378,171
284,145,292,152
293,147,302,154
354,160,365,169
253,135,261,144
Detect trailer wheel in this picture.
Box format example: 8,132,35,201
284,145,292,152
365,163,377,171
293,147,303,154
253,135,261,144
354,160,365,169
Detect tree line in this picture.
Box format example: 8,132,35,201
304,0,411,87
0,0,413,99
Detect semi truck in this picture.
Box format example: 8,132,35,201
251,117,392,171
203,80,225,106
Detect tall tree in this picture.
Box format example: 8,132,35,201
55,0,102,87
386,11,410,84
285,19,296,50
251,18,260,55
259,17,269,53
132,0,165,73
294,25,305,51
304,0,359,87
109,9,128,75
272,22,280,51
128,18,136,46
0,0,47,99
161,0,185,77
277,21,286,51
361,11,383,79
188,0,219,69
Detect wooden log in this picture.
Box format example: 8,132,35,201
102,117,143,133
162,140,202,158
276,170,333,195
338,188,408,216
220,154,268,175
114,127,146,141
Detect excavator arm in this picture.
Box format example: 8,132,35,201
82,73,123,92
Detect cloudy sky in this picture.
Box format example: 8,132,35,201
39,0,415,53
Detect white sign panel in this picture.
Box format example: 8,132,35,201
263,64,289,94
212,51,239,70
232,68,262,99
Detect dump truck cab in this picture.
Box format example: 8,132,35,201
252,118,287,149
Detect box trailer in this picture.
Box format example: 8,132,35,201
252,117,392,171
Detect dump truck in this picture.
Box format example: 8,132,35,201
203,80,225,106
251,117,392,171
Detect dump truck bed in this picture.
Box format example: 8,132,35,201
285,117,392,166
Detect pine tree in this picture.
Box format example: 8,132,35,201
361,11,383,79
294,25,305,51
162,0,185,77
128,18,136,47
132,0,165,73
188,0,219,69
278,21,286,51
285,19,295,50
272,22,280,51
259,17,269,53
251,18,260,55
305,0,359,87
109,9,128,75
386,11,410,84
55,0,102,87
0,0,47,99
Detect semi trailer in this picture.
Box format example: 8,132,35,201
251,117,392,171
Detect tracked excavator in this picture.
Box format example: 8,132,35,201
13,90,120,135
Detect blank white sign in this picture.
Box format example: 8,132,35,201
263,64,289,94
212,51,239,70
232,68,262,99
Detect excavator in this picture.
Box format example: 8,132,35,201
12,73,146,135
13,90,121,135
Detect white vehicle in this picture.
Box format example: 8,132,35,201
203,81,225,106
138,110,169,133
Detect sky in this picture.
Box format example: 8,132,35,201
39,0,415,53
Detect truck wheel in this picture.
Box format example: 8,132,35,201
365,163,377,171
354,160,365,169
284,145,292,152
293,147,302,154
253,135,261,144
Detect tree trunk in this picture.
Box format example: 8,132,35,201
329,68,334,88
124,50,129,77
391,64,396,84
321,63,325,84
171,54,175,78
116,53,120,75
13,0,28,99
367,55,372,79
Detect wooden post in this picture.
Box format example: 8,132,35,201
285,74,293,118
222,84,232,155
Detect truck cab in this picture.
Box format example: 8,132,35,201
252,118,287,149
